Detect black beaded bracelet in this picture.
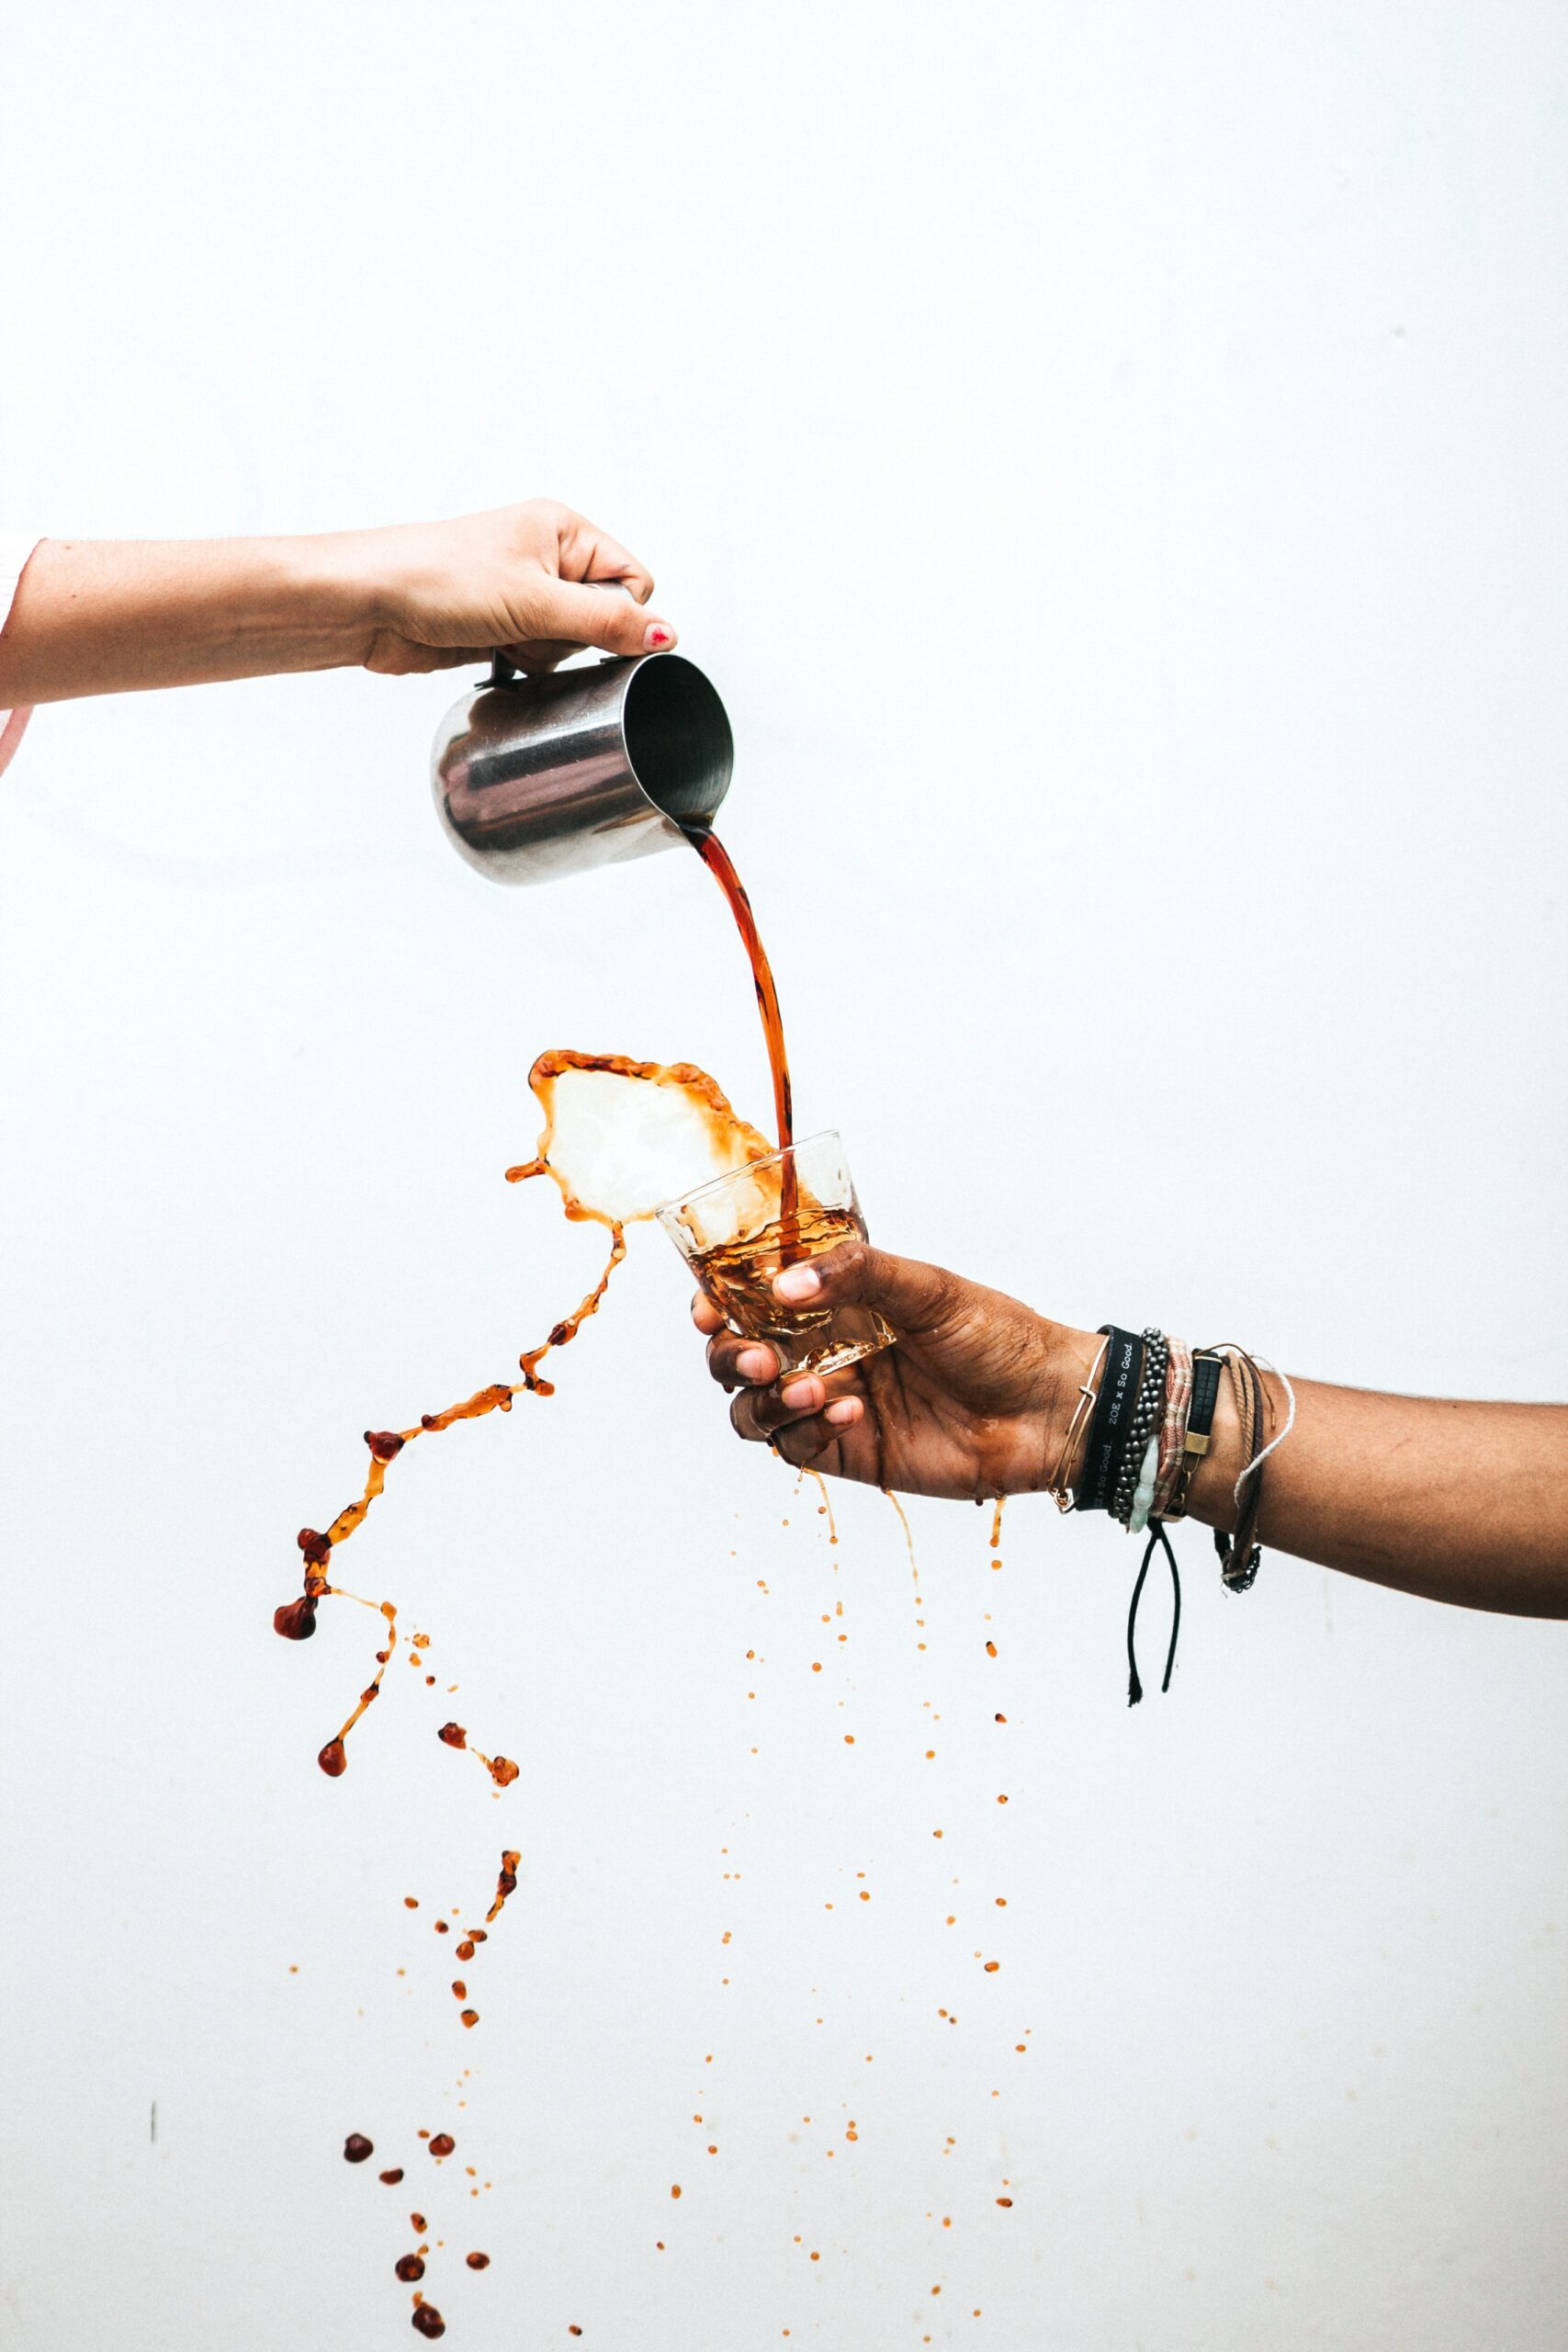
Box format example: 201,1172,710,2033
1111,1329,1168,1526
1075,1327,1144,1513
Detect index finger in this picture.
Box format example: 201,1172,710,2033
559,513,655,605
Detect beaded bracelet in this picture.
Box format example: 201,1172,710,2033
1111,1329,1168,1526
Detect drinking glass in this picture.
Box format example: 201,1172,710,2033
659,1130,894,1379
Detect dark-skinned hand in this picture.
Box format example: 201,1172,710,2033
694,1239,1098,1501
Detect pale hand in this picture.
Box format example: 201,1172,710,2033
352,499,674,675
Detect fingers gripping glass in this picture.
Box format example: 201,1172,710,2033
659,1131,894,1379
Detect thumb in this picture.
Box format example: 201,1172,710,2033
774,1240,967,1340
514,576,678,660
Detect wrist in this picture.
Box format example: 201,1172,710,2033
283,531,388,669
1028,1321,1104,1495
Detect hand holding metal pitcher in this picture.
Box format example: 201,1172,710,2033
431,583,733,888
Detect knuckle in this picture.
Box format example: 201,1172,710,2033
925,1264,963,1319
728,1391,761,1442
822,1238,868,1294
777,1419,827,1467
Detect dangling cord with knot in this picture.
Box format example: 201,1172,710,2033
1126,1520,1182,1705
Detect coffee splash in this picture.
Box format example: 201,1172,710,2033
282,829,806,2336
275,1047,773,1776
280,1046,778,2335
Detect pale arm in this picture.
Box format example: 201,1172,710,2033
0,502,675,706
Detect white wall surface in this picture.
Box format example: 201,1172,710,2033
2,4,1565,2346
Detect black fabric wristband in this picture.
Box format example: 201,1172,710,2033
1077,1326,1145,1513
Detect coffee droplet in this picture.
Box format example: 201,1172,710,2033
343,2134,374,2164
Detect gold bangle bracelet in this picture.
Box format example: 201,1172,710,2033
1046,1335,1111,1510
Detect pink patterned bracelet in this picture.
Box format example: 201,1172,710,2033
1151,1335,1194,1520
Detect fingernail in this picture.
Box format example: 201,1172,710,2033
736,1347,774,1382
826,1399,859,1427
774,1264,820,1303
780,1377,819,1408
644,622,675,650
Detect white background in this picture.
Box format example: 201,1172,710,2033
2,3,1565,2346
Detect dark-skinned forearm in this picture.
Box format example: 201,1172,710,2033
1182,1375,1568,1618
1032,1325,1567,1616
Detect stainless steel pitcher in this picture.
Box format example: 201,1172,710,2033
431,647,734,888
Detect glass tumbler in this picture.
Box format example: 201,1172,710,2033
658,1130,895,1379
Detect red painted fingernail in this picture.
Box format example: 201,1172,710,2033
644,623,674,650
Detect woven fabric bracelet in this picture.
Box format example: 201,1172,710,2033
1151,1335,1193,1519
1111,1329,1168,1526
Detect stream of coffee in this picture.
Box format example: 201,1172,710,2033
688,826,803,1256
687,830,793,1158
